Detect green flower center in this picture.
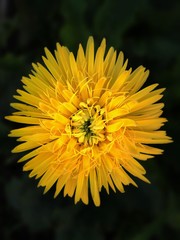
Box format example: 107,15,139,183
81,118,93,137
70,102,106,145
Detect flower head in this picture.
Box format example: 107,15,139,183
6,37,172,206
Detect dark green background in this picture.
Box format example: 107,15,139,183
0,0,179,239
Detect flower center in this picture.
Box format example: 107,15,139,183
70,101,106,145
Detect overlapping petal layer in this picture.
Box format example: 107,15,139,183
6,37,172,206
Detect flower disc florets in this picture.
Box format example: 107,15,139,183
70,101,106,146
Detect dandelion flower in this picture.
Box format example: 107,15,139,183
6,37,172,206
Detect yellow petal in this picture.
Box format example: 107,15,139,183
106,119,136,132
90,168,100,206
86,36,94,75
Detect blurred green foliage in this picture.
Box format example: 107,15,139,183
0,0,179,239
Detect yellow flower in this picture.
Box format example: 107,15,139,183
6,37,172,206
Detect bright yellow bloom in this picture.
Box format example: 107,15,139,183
6,37,172,206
